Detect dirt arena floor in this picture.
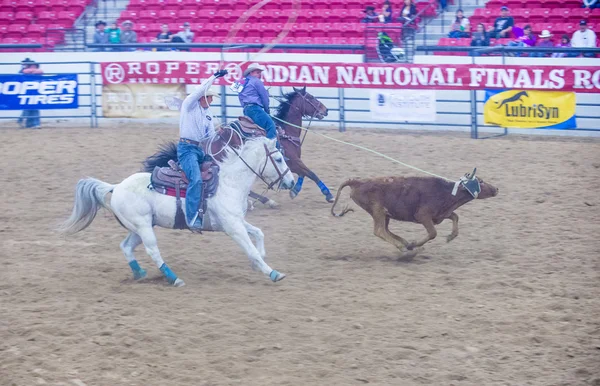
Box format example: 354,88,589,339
1,122,599,386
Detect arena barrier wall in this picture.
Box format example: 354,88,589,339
1,52,598,137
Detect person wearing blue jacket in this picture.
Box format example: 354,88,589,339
237,63,277,141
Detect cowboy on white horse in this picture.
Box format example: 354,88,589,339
236,63,278,143
178,69,228,231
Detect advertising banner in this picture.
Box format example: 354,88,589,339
101,61,600,93
102,83,187,118
0,74,78,110
370,89,436,122
484,89,577,129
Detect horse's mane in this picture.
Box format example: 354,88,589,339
275,90,299,120
142,141,177,172
141,136,273,172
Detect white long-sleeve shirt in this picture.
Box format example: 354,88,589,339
179,75,216,143
571,29,597,48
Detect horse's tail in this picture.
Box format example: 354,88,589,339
57,178,116,235
331,179,360,217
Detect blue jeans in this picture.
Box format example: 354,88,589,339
19,109,40,128
243,104,277,139
177,142,204,227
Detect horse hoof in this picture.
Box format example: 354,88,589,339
173,278,186,287
325,193,334,203
133,269,147,280
289,190,298,199
269,270,286,282
266,199,279,209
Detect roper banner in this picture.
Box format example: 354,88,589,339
484,90,577,129
370,89,436,122
102,83,186,118
0,74,78,110
101,61,600,93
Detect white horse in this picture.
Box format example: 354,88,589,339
58,137,294,287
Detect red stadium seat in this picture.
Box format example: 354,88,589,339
120,10,139,21
21,36,43,51
562,23,577,36
0,10,13,25
2,37,21,44
177,9,197,21
549,9,572,24
14,11,33,23
541,0,561,8
36,10,56,24
127,0,149,12
506,0,524,8
27,23,46,38
529,8,550,23
158,9,178,22
511,9,530,24
570,8,592,21
163,0,184,11
34,0,53,11
0,24,9,35
5,23,27,38
145,0,165,9
15,0,35,12
56,10,76,27
139,10,158,23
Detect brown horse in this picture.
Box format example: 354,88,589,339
248,86,334,208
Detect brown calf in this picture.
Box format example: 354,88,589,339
331,175,498,253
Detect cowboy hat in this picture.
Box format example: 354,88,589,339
243,63,266,77
539,29,552,38
121,20,133,25
21,57,37,64
198,87,220,98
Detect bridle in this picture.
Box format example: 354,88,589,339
259,144,290,190
275,91,326,145
217,129,289,191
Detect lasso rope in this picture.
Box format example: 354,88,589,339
269,100,454,182
220,0,301,70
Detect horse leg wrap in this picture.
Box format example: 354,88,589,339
159,263,178,285
128,260,147,280
318,180,334,202
291,177,304,195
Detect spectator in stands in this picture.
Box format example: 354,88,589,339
530,30,554,57
362,6,379,23
506,24,536,56
171,22,194,51
571,20,597,57
153,23,173,51
398,0,418,61
120,20,137,51
582,0,600,9
398,0,417,24
18,58,43,129
379,1,393,23
93,21,109,51
552,34,572,57
448,9,470,38
470,23,490,55
107,22,121,49
488,6,513,39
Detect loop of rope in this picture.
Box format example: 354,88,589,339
219,0,302,70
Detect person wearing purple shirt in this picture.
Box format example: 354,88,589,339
531,30,554,57
506,25,536,56
237,63,277,142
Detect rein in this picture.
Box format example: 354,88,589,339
222,133,289,191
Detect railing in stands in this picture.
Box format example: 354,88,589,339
86,42,365,53
47,28,87,52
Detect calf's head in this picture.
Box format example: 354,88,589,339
475,177,499,199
